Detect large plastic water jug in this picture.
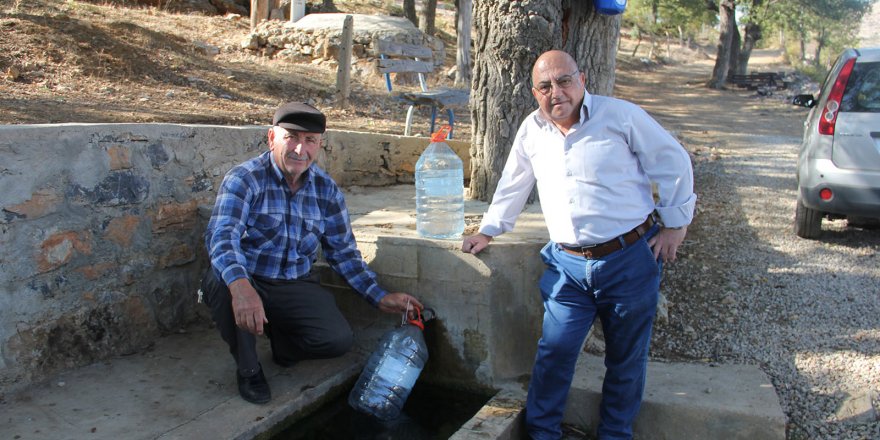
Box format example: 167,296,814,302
415,125,464,239
348,308,433,421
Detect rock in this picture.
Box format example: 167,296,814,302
834,390,879,424
445,65,457,80
5,66,21,81
194,41,220,56
656,292,669,324
241,33,260,50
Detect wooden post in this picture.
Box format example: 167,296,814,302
455,0,472,87
336,15,353,106
250,0,269,30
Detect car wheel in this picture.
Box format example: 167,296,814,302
795,196,822,238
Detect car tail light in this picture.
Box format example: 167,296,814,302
818,57,856,135
820,188,833,201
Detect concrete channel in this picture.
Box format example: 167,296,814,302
0,184,785,440
0,125,785,439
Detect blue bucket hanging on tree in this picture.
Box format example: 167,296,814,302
595,0,627,15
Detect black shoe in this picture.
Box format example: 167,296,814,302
237,365,271,404
272,354,297,368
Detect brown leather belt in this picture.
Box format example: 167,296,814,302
559,216,655,259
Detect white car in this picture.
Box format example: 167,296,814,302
791,47,880,238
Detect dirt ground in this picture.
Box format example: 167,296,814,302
0,1,811,142
0,0,465,137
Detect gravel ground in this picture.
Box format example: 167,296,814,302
642,72,880,439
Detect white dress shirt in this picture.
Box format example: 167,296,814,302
479,91,696,246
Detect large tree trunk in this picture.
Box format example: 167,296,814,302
419,0,438,36
469,0,619,202
563,2,619,96
455,0,472,87
708,0,735,89
736,22,762,76
726,22,741,79
404,0,418,27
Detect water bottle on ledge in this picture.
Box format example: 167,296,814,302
415,125,464,239
348,308,434,421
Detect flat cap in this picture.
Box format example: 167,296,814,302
272,102,326,133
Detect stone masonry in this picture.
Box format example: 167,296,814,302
0,123,469,395
241,13,446,79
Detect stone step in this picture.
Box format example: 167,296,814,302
565,354,786,440
452,354,786,440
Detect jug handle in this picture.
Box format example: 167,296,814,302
431,125,452,142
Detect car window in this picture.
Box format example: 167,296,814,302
841,61,880,112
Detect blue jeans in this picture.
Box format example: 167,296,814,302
526,225,661,440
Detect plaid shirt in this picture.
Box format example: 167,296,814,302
206,151,387,306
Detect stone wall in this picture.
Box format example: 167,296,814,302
241,13,447,80
0,123,470,395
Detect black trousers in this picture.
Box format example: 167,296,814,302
201,269,354,375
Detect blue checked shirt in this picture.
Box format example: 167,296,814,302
206,151,387,306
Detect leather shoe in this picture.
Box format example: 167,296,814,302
272,354,297,368
237,365,271,404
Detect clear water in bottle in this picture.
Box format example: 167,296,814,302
415,126,464,239
347,322,429,421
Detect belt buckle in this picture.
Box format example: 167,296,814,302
578,242,602,258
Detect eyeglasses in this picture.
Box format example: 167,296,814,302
533,70,581,96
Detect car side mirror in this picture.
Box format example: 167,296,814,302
792,94,816,108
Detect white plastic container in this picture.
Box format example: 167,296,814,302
415,125,465,239
348,311,430,421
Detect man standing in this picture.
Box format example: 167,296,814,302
203,102,422,404
461,50,696,439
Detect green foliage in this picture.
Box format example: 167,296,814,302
797,63,830,83
624,0,716,41
624,0,872,75
771,0,870,80
766,0,870,72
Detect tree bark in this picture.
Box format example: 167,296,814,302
469,0,619,202
562,2,619,96
799,35,805,64
736,22,762,76
404,0,418,27
726,22,741,79
708,0,735,89
419,0,438,37
455,0,472,87
250,0,269,30
814,27,827,67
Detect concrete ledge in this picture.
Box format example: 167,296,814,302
449,354,787,440
451,386,528,440
0,327,378,440
565,354,786,440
